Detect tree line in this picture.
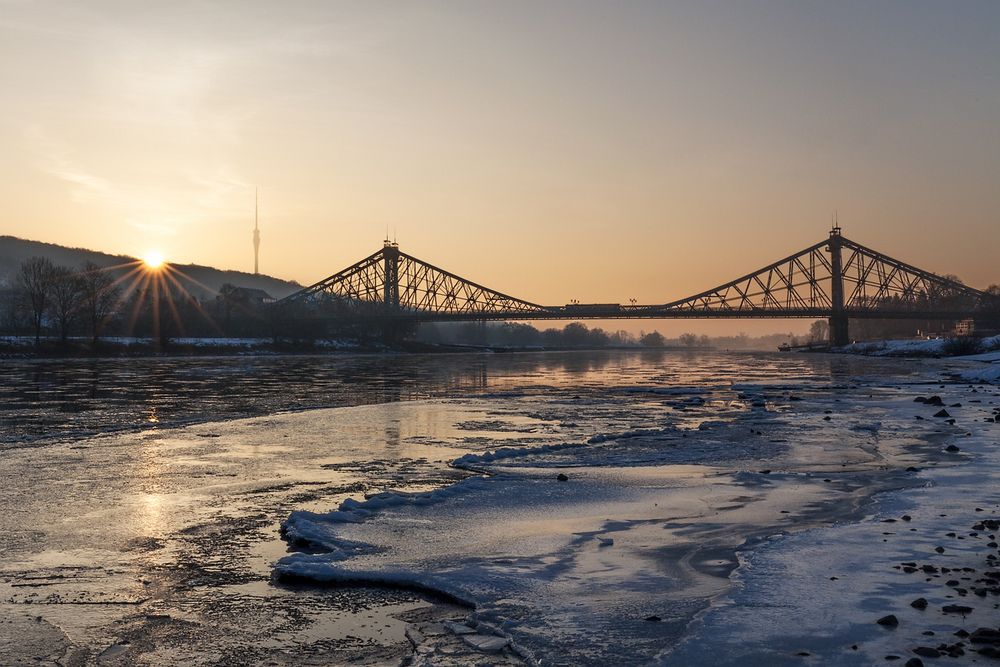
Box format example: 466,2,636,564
7,257,121,344
414,321,806,350
0,256,271,346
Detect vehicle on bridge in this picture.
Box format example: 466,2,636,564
562,303,623,314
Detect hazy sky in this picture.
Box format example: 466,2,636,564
2,1,998,333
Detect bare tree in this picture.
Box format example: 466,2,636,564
78,261,120,343
640,331,665,347
50,266,84,341
679,332,699,347
809,319,829,343
19,256,56,344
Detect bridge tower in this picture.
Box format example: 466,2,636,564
827,225,849,347
382,239,400,311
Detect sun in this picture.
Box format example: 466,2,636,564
142,251,166,270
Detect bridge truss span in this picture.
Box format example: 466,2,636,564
644,238,835,316
643,230,982,319
275,228,992,345
281,242,553,318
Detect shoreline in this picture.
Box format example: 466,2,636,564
4,331,998,363
0,338,716,360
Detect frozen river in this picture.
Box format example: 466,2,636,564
1,350,997,665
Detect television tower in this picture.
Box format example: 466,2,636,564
253,188,260,275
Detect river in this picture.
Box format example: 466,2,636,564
1,350,995,665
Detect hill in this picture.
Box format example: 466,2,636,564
0,236,301,300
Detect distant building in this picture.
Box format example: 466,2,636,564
219,286,275,306
953,319,975,336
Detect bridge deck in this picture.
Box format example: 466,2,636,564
371,307,982,322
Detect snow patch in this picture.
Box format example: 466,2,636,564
960,364,1000,384
281,476,491,548
838,338,947,357
274,553,478,607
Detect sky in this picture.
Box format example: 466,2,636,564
1,1,998,335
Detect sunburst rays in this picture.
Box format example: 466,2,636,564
80,257,225,341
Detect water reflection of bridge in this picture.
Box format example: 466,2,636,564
277,228,990,346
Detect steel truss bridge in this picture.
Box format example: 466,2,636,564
275,228,990,346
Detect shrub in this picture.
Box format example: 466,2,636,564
941,336,982,356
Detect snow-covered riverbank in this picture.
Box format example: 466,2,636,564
836,334,1000,385
836,334,1000,359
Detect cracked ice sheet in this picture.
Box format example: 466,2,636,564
278,464,861,664
274,375,976,664
0,399,564,664
275,422,929,667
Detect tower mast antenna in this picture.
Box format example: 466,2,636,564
253,187,261,275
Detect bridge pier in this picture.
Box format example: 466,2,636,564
829,315,850,347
